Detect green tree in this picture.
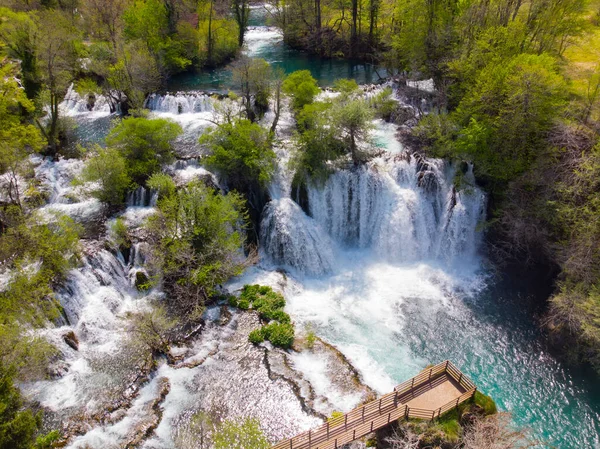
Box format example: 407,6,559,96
232,57,273,121
282,70,320,111
0,61,46,208
122,0,192,75
0,8,40,100
330,96,374,164
213,417,270,449
34,9,81,155
231,0,250,47
0,364,40,449
106,41,163,111
200,119,276,193
453,53,566,184
128,303,177,355
80,145,131,206
145,176,248,315
106,117,182,183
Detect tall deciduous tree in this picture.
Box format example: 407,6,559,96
34,9,80,156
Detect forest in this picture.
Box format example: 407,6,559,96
1,0,600,447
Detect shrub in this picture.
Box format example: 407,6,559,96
282,70,320,111
239,285,295,348
80,145,131,206
263,322,295,348
106,117,182,184
200,119,275,193
248,328,266,344
213,417,270,449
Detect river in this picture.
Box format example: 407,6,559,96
30,6,600,449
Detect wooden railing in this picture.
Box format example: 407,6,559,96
272,361,477,449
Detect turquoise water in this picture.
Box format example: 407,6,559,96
168,6,387,92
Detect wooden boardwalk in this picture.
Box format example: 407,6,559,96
272,361,477,449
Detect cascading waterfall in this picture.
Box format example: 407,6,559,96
260,199,335,276
126,186,158,208
59,84,113,117
261,153,485,274
145,92,214,114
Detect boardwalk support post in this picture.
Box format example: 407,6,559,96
327,421,329,439
308,430,311,448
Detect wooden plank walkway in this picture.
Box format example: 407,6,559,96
272,361,477,449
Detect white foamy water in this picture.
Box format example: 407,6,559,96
59,84,113,118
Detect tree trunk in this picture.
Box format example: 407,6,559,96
207,0,214,64
351,0,359,52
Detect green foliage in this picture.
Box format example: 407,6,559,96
305,329,316,349
328,410,344,422
196,0,239,67
0,212,81,326
473,391,498,415
145,180,248,314
232,57,273,119
80,145,131,206
0,364,41,449
260,322,295,348
123,0,192,74
200,119,275,192
453,53,566,183
282,70,320,111
248,327,266,344
128,303,177,354
292,88,375,184
370,87,398,122
147,172,177,199
107,117,182,184
0,61,46,207
32,430,60,449
237,285,295,348
333,78,359,95
110,218,131,250
213,417,270,449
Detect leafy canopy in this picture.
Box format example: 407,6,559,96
145,176,248,315
282,70,320,111
106,117,182,184
200,119,275,192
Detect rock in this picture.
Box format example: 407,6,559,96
63,330,79,350
219,305,232,326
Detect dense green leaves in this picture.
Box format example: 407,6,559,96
145,177,248,315
200,119,276,192
80,145,131,206
231,285,295,349
418,53,566,188
107,117,182,183
282,70,320,111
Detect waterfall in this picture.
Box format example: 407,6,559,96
59,84,113,117
260,153,486,275
145,92,214,114
126,187,158,208
260,198,335,276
